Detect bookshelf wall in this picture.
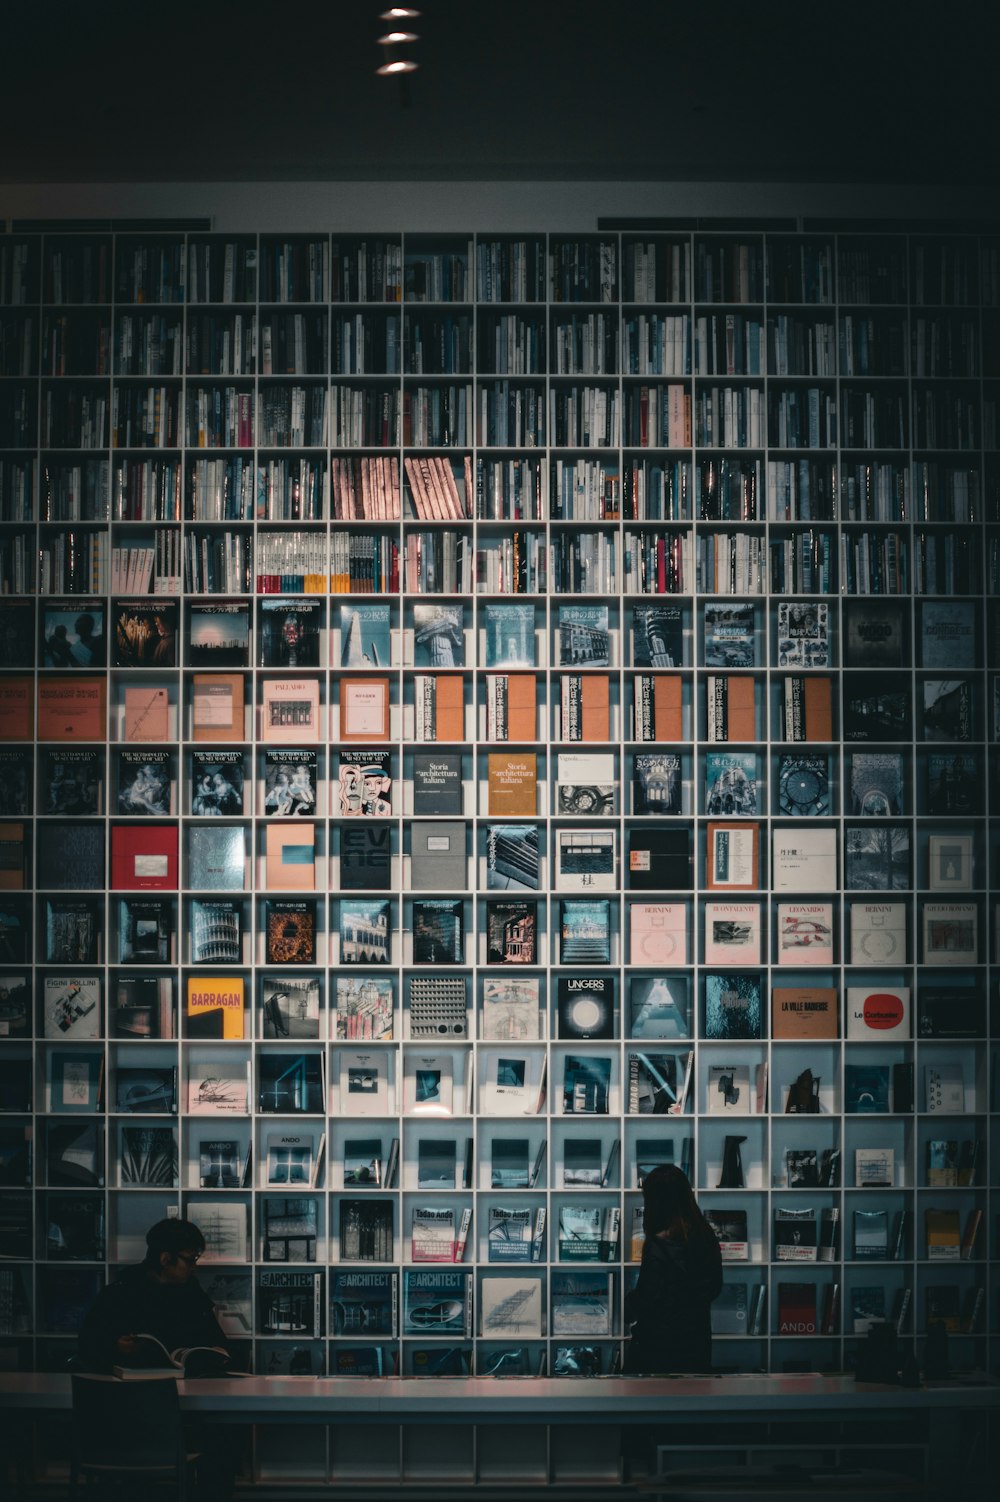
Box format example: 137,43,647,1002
0,225,998,1397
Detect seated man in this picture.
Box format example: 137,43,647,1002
78,1217,229,1372
78,1218,239,1502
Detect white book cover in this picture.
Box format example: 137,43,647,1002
703,902,761,965
411,1205,456,1262
706,1063,752,1114
481,977,541,1042
478,1049,546,1116
480,1276,543,1338
925,1062,965,1114
338,1050,390,1116
196,1200,249,1262
845,986,910,1041
922,902,978,965
855,1147,894,1187
771,826,837,892
629,902,687,965
186,1060,250,1115
554,828,617,891
776,902,834,966
403,1051,455,1116
850,902,907,966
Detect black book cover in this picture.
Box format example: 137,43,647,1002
842,672,912,742
37,822,105,890
187,602,251,667
411,750,464,816
843,599,908,668
558,975,615,1039
627,826,691,890
112,601,178,668
0,601,35,667
339,824,392,891
116,748,173,816
265,900,317,966
40,749,100,816
41,601,106,668
190,751,245,816
258,599,322,668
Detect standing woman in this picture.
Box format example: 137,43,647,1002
624,1164,723,1373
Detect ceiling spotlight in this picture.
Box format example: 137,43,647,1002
380,7,420,16
376,57,418,74
377,30,419,44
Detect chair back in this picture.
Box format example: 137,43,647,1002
71,1373,185,1469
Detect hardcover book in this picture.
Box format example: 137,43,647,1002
632,752,681,815
486,752,537,817
706,674,755,742
186,975,245,1040
116,749,172,816
339,899,390,964
339,823,392,892
843,598,907,668
190,751,245,816
112,601,178,668
262,677,322,744
411,750,463,816
404,1054,454,1117
627,1051,680,1114
187,602,250,668
486,900,537,965
110,823,178,890
265,823,316,892
919,600,976,669
842,673,911,741
776,902,833,966
777,754,830,817
258,1052,324,1114
337,1050,389,1116
408,975,468,1039
772,827,836,891
41,748,100,816
187,1061,250,1115
191,898,243,965
922,902,977,964
480,977,541,1042
402,1269,472,1337
557,751,615,816
628,975,690,1040
45,898,102,963
776,601,829,668
629,901,687,965
0,677,33,741
626,826,690,890
485,672,536,741
483,602,535,667
111,975,173,1040
925,751,978,816
559,672,610,742
706,822,759,890
411,602,463,668
771,987,837,1040
412,899,464,964
703,902,761,966
922,678,973,742
41,602,106,668
556,828,617,890
781,675,833,742
339,676,390,742
557,975,614,1039
846,985,910,1041
191,673,244,743
703,972,762,1040
485,823,540,892
338,750,392,817
37,675,107,741
558,604,611,667
264,899,316,965
123,685,169,743
632,604,682,668
849,751,904,816
478,1048,546,1115
705,751,758,817
844,824,910,890
413,673,464,742
38,821,105,890
410,821,467,892
187,823,245,890
558,899,610,965
561,1054,611,1115
632,673,683,741
703,603,755,668
259,599,322,668
487,1205,534,1262
333,976,393,1041
119,897,172,965
330,1270,398,1337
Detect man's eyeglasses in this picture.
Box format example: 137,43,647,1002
176,1252,201,1266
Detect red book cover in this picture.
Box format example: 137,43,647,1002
111,823,179,890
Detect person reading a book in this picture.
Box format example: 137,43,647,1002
77,1218,239,1500
624,1164,722,1374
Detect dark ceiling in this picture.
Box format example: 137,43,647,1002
3,0,998,187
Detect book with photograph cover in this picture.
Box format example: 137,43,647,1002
258,599,322,668
116,749,172,816
417,1136,458,1187
186,602,250,668
843,598,907,669
485,823,540,892
703,1209,749,1261
777,754,829,817
337,1050,389,1116
925,751,978,816
849,751,904,816
632,603,683,668
338,750,392,817
41,601,106,669
411,602,463,668
922,677,973,742
343,1198,394,1261
264,899,316,966
844,1062,891,1113
484,603,535,668
412,900,463,964
561,1054,611,1115
45,898,102,964
266,1131,318,1186
261,975,320,1040
343,1134,385,1189
190,751,245,816
922,901,977,965
703,602,755,668
112,601,177,669
339,899,390,965
262,749,317,817
411,1205,455,1263
112,974,174,1039
558,975,615,1040
703,972,762,1040
627,1051,680,1114
487,1205,534,1262
628,975,689,1040
40,748,100,816
44,1191,106,1261
844,824,910,890
119,1124,176,1185
0,748,32,817
842,673,912,741
705,751,757,817
919,600,976,670
481,977,540,1042
200,1139,244,1189
258,1268,324,1337
558,603,610,667
258,1052,324,1115
703,901,761,966
478,1049,545,1115
262,1196,318,1261
333,976,393,1041
330,1269,398,1337
559,898,610,966
119,897,172,965
550,1271,612,1336
114,1064,176,1114
411,750,463,816
632,752,681,815
486,900,537,965
263,677,322,744
46,1121,103,1189
402,1269,472,1337
776,601,830,669
0,970,30,1038
489,1136,530,1189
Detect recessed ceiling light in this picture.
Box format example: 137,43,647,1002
376,58,419,74
377,30,419,43
380,6,420,16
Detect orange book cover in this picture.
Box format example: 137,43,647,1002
186,974,245,1039
580,674,610,742
653,675,683,741
37,676,106,741
771,986,838,1041
124,685,170,742
265,823,317,892
708,674,755,742
423,674,464,741
192,673,244,743
0,677,33,741
804,676,833,741
504,673,536,741
487,752,537,817
340,676,390,742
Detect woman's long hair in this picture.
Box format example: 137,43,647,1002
641,1164,710,1240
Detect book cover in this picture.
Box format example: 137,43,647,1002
339,676,390,743
925,751,978,816
922,677,973,742
557,975,614,1039
842,673,911,742
703,603,755,668
190,751,245,816
486,900,537,965
629,901,687,965
264,823,316,892
0,677,33,742
41,601,106,668
478,1048,545,1116
339,823,392,892
632,673,683,741
781,675,833,742
265,1131,317,1186
258,1268,323,1337
191,672,245,743
187,1061,249,1116
407,975,467,1039
333,976,393,1041
549,1271,612,1336
486,672,536,742
40,748,100,816
411,602,463,668
556,751,616,817
774,1206,818,1262
480,977,540,1042
632,604,682,668
112,601,177,668
50,1050,104,1112
706,822,759,890
485,823,540,892
339,899,390,964
484,602,535,667
843,598,907,668
119,1124,176,1186
36,821,104,890
187,602,250,668
330,1270,398,1337
402,1269,472,1337
412,899,463,963
627,826,690,891
558,899,609,965
410,821,467,892
919,600,976,670
776,902,833,965
258,599,322,668
845,986,910,1041
186,975,245,1040
262,677,322,744
187,823,245,890
404,1053,455,1117
561,1054,611,1115
772,826,836,891
844,824,910,890
110,823,178,890
844,1063,890,1113
411,750,463,816
924,1061,965,1114
559,672,609,742
37,675,106,741
776,601,829,669
916,985,984,1039
777,754,830,817
705,751,757,817
486,752,537,817
119,897,172,965
711,1282,748,1334
337,1050,389,1116
123,685,169,743
922,901,977,964
558,604,611,667
632,752,681,815
0,601,34,667
628,1051,680,1114
703,972,762,1040
264,899,316,965
706,674,755,742
112,974,173,1040
45,898,102,964
191,898,243,965
628,975,689,1040
413,673,464,742
487,1205,534,1262
258,1051,324,1114
777,1282,817,1335
116,748,172,816
771,986,837,1040
201,1140,246,1189
412,1205,456,1262
703,1209,749,1261
342,1199,393,1261
703,902,761,966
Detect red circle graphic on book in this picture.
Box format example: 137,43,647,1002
862,992,904,1029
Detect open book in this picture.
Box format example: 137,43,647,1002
112,1334,233,1379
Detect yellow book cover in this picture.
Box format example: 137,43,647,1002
186,975,245,1039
